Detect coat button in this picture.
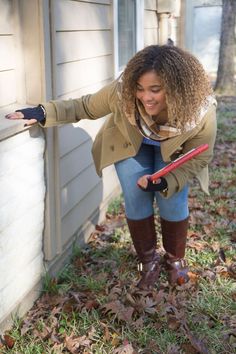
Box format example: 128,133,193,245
110,145,115,151
123,142,129,148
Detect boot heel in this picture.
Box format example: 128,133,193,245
137,254,160,290
164,256,189,286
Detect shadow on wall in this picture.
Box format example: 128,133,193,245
59,123,105,251
48,0,116,256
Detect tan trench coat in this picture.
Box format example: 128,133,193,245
41,78,217,198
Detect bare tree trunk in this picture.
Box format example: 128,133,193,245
214,0,236,95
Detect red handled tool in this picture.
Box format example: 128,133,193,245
149,143,209,182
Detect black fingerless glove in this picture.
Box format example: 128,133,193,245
16,104,46,122
138,177,168,192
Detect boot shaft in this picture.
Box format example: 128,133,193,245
161,217,189,285
160,217,189,259
126,215,157,263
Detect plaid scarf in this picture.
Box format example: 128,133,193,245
128,97,216,142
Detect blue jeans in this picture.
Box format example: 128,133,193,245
115,143,189,221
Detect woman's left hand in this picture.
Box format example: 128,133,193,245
137,175,167,192
137,175,151,189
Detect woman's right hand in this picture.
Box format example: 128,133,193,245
5,111,37,126
5,105,45,126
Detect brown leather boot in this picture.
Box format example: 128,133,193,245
127,215,160,290
160,217,189,286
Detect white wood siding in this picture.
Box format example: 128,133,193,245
0,0,47,331
56,56,113,97
54,0,111,31
53,1,112,98
144,0,158,46
0,0,17,106
56,31,112,63
0,127,45,327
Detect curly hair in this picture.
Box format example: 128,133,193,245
121,45,213,131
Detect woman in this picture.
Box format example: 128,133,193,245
6,45,217,290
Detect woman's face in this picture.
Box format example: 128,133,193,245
135,70,167,118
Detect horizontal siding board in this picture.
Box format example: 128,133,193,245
56,55,113,96
0,237,42,291
0,126,44,156
61,164,100,218
0,36,15,71
56,30,112,64
74,0,111,4
0,70,17,107
58,117,105,157
54,0,111,31
61,166,120,247
0,127,45,322
0,179,45,232
0,0,14,34
144,0,157,10
144,28,158,46
0,129,45,231
144,11,158,29
0,159,45,210
0,206,44,255
61,179,103,246
57,79,112,100
0,254,43,319
60,140,94,187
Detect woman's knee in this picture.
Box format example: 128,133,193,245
156,186,189,221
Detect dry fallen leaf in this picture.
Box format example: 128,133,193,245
181,342,199,354
228,263,236,279
230,231,236,243
167,343,182,354
84,299,100,310
102,300,134,323
188,270,199,280
3,334,15,349
112,342,135,354
167,315,180,330
64,333,91,354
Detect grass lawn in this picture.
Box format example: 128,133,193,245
1,97,236,354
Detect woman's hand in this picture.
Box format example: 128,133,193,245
5,105,45,126
5,111,37,126
137,175,168,192
137,174,151,189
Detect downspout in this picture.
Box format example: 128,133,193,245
156,0,181,45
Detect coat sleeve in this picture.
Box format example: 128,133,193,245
39,79,120,128
162,104,217,198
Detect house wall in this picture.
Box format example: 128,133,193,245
0,0,119,331
0,0,19,106
0,0,46,331
0,127,45,331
